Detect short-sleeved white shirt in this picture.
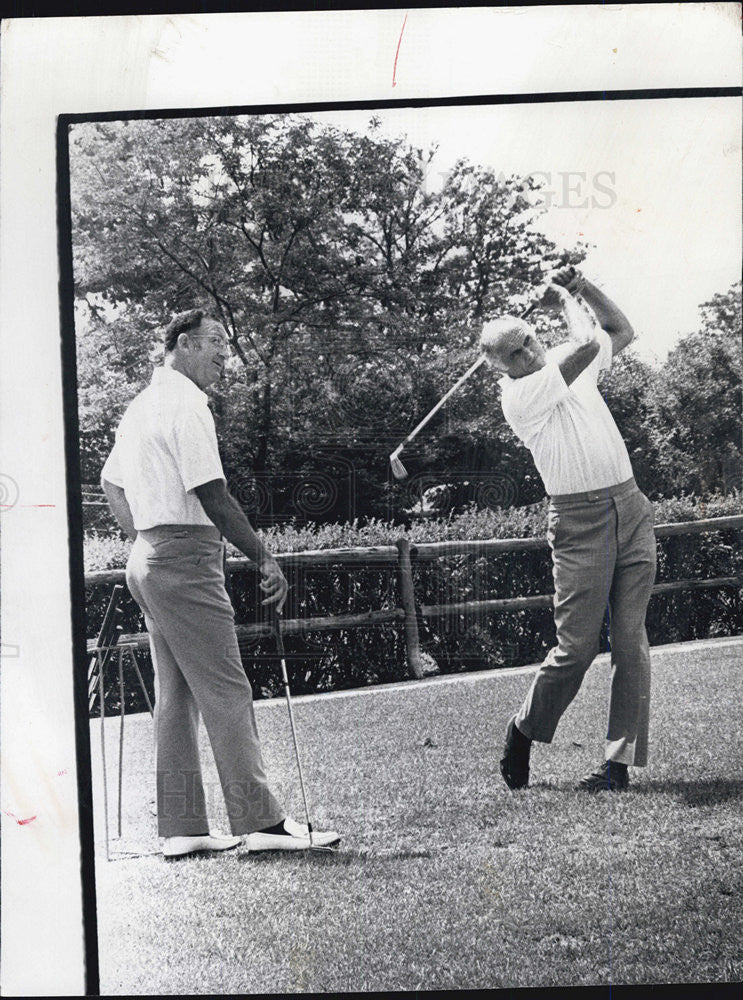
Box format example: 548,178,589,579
100,366,226,530
499,328,633,496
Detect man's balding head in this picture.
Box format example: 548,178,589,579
480,315,546,379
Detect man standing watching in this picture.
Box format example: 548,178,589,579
101,308,340,856
480,268,656,792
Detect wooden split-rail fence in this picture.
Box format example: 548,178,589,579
86,514,743,680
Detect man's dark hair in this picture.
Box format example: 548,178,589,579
163,308,220,353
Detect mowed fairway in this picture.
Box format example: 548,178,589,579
91,638,743,994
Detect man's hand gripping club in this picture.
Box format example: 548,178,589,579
540,266,602,386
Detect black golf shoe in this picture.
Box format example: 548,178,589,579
578,760,629,792
499,715,531,790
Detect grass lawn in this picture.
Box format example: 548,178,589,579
91,637,743,994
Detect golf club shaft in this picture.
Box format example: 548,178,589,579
391,294,542,461
272,613,315,847
394,354,487,454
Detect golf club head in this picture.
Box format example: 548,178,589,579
390,451,408,481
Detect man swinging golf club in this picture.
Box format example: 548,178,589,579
480,267,656,792
101,308,340,856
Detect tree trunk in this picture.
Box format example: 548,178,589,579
253,372,272,473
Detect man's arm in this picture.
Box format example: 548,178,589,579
194,478,288,610
101,479,138,542
558,340,602,387
573,277,634,356
541,283,601,386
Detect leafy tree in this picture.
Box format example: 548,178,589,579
648,281,742,496
72,115,740,525
74,301,153,484
70,113,566,522
598,350,664,497
73,116,364,471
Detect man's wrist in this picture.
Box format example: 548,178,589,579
568,271,587,296
574,276,599,301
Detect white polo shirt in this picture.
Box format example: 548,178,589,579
101,366,226,530
499,328,633,496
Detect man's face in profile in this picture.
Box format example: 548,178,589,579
482,319,546,379
181,320,232,390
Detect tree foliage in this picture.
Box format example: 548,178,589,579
71,114,565,519
647,281,742,497
70,115,739,522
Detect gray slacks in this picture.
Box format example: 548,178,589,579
126,524,284,837
515,477,656,766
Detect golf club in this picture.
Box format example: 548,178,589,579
268,606,337,853
389,296,541,481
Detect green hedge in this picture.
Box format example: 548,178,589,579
85,492,742,715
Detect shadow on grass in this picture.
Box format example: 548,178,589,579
634,778,743,807
101,846,443,864
105,850,162,862
240,847,435,866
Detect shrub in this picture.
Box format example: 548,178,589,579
85,491,742,714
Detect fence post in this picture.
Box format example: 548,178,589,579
395,538,424,680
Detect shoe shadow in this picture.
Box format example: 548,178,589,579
633,778,743,808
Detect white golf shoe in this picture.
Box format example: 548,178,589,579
244,816,340,852
162,831,241,858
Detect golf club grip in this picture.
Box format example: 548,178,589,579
269,609,292,683
272,616,285,657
